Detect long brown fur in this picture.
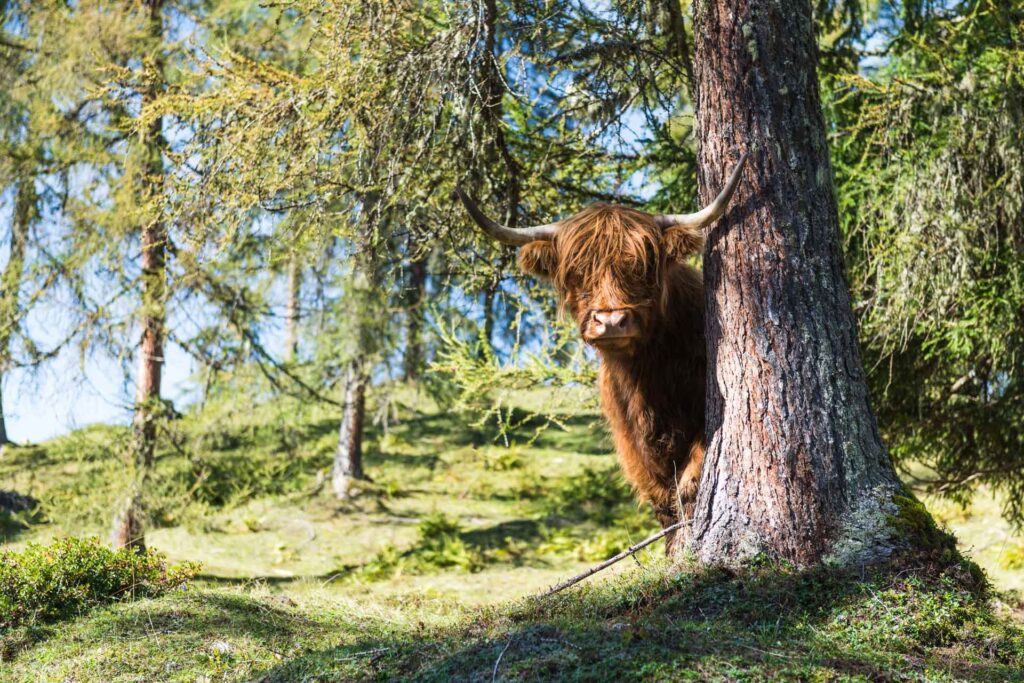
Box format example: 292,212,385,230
518,205,706,549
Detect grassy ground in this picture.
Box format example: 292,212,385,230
1,384,1022,681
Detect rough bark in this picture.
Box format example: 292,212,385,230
690,0,910,567
285,251,300,361
113,0,166,551
0,178,32,446
332,354,368,498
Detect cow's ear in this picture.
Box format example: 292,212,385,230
663,226,704,262
518,241,558,280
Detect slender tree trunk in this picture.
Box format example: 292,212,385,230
0,384,7,447
482,282,497,353
657,0,695,95
332,353,368,498
331,191,379,499
402,254,427,381
689,0,914,567
113,0,166,551
285,251,300,361
0,178,33,447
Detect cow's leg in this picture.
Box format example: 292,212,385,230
663,445,703,556
653,501,681,555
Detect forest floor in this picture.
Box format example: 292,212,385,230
1,385,1023,681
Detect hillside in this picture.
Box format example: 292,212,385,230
1,388,1022,681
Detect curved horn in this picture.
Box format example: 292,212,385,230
654,152,748,230
454,187,562,246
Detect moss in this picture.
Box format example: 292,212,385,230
889,493,958,554
742,23,759,62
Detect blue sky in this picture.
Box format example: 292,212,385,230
5,338,195,443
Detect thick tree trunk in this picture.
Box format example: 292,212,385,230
690,0,911,567
113,0,165,551
402,254,427,381
332,354,368,498
0,178,32,446
285,251,300,361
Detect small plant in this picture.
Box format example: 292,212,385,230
0,537,199,630
416,512,462,541
356,543,404,581
415,513,484,572
484,449,524,471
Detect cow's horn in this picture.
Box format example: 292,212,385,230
454,187,561,246
654,152,748,230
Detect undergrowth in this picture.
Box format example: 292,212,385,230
1,384,1023,681
0,537,198,631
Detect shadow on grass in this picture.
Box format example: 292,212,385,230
385,410,610,456
460,518,544,550
2,590,320,663
193,573,310,587
99,591,319,641
252,563,1024,682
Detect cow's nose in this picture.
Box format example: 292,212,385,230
592,309,631,335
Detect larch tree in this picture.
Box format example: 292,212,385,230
330,188,381,499
0,178,32,446
830,0,1024,523
688,0,931,566
0,104,31,448
0,2,37,447
9,0,179,551
0,0,86,448
111,0,170,551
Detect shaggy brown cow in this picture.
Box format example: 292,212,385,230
455,155,746,547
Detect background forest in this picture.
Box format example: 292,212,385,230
1,0,1023,681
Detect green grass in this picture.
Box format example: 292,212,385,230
1,383,1022,681
3,558,1021,681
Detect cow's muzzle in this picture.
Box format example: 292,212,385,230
585,309,639,348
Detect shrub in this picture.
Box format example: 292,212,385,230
0,537,199,629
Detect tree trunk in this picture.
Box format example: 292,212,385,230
0,178,33,446
689,0,913,567
332,354,368,498
113,0,166,551
285,251,300,361
0,384,7,447
331,189,378,499
402,254,427,381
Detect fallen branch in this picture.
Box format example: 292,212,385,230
538,521,685,597
492,637,514,682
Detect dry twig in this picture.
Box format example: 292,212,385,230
538,522,685,598
492,637,514,682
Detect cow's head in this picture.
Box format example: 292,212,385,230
456,155,745,356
